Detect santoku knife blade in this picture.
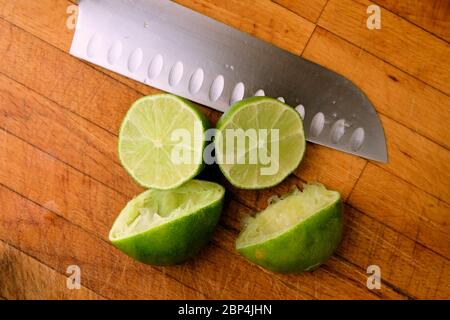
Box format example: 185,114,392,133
70,0,388,162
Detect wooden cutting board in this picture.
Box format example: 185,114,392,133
0,0,448,300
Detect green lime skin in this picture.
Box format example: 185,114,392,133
237,199,343,274
110,183,225,266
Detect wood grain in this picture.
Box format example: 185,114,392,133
271,0,328,23
349,164,450,259
373,0,450,42
0,183,204,299
318,0,450,95
0,0,448,300
0,75,143,198
174,0,315,55
339,206,450,299
379,114,450,202
0,241,104,300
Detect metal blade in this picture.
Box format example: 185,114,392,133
70,0,388,162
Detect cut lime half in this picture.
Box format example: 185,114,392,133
109,180,225,265
118,94,209,190
236,183,342,273
215,97,305,189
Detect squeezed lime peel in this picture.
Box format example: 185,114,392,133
109,180,225,266
236,183,340,248
110,181,224,240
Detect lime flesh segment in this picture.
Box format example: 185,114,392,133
215,97,305,189
236,183,342,273
109,180,225,265
118,94,209,190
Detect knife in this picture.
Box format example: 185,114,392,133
70,0,388,162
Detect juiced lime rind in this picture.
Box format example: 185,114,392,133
109,180,225,265
118,94,210,190
236,186,342,274
215,97,306,190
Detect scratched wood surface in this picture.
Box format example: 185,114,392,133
0,0,449,300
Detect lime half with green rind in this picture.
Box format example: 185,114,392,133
118,94,210,190
215,97,306,190
236,183,342,273
109,180,225,265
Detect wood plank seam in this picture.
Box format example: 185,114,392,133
344,201,449,262
0,177,209,299
269,0,328,24
0,21,120,136
0,120,130,199
0,238,109,300
317,0,450,97
371,0,450,44
300,25,318,56
208,238,318,300
332,254,413,299
347,161,369,202
306,26,450,101
372,160,450,206
315,0,331,23
434,263,446,297
269,1,312,22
